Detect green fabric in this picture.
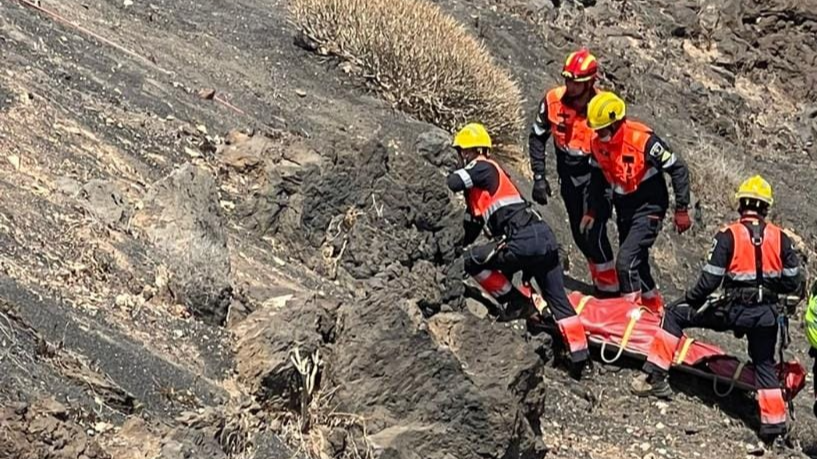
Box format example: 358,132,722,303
806,292,817,349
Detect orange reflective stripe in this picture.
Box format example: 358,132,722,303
590,120,654,195
757,388,787,425
588,261,619,291
465,158,523,219
473,270,512,297
557,315,588,354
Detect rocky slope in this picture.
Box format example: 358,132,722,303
0,0,816,458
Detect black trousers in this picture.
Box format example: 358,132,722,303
560,179,614,266
649,302,780,391
616,212,663,295
463,222,577,324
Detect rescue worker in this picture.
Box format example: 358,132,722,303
582,91,692,312
804,281,817,418
446,123,590,370
528,48,618,295
635,175,801,441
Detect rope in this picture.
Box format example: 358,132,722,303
14,0,246,116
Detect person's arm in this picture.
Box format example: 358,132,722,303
446,160,499,193
528,97,551,179
645,134,691,210
774,231,802,294
584,155,609,216
684,229,733,306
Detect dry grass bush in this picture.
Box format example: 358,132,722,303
685,138,746,212
289,0,525,149
162,236,232,325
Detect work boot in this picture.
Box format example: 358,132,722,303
498,289,535,322
568,358,589,381
631,372,673,400
758,423,788,444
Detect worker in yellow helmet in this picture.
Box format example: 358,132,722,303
446,123,590,374
636,175,802,442
582,91,692,313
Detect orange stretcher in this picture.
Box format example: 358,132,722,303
564,292,807,400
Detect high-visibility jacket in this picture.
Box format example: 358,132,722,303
590,120,659,195
545,87,594,158
466,157,525,230
724,220,784,284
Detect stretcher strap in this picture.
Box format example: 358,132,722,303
600,308,644,364
576,295,593,315
713,361,746,397
673,337,695,365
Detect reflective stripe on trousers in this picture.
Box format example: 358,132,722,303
757,388,787,426
589,260,619,292
557,315,589,355
473,270,512,297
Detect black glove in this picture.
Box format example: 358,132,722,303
532,176,552,205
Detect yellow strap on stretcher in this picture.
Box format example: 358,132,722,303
673,337,695,365
600,307,645,364
575,295,593,315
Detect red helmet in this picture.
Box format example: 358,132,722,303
562,48,598,82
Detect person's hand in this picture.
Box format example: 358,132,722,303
579,212,595,234
531,177,552,205
674,208,692,234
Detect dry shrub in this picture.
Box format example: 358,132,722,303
289,0,525,148
162,236,233,326
685,138,746,212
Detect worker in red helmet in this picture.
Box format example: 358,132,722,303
528,48,617,296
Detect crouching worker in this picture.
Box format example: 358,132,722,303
634,175,801,441
446,123,589,371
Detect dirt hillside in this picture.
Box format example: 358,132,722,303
0,0,816,458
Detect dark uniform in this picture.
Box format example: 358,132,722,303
529,88,618,293
447,156,589,362
644,214,801,436
587,120,691,308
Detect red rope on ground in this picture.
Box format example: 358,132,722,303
15,0,247,116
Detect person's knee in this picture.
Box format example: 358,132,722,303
615,254,636,276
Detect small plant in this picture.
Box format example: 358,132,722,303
277,346,374,459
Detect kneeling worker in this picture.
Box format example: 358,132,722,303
636,175,801,441
446,123,589,370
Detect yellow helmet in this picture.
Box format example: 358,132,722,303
587,91,627,130
453,123,492,150
735,175,774,206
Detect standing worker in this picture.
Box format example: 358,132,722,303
447,123,590,373
635,176,801,441
528,48,618,295
582,91,692,312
